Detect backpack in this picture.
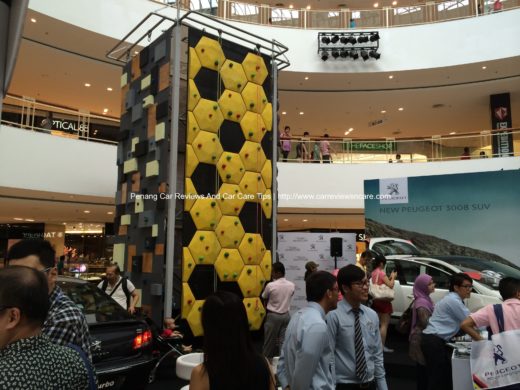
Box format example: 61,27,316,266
101,277,131,308
396,300,414,335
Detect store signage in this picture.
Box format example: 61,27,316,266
490,93,513,157
343,140,395,152
52,119,89,132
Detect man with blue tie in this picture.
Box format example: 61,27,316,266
327,265,388,390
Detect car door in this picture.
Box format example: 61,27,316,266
422,264,451,305
384,259,420,319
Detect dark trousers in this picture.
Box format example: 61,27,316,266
421,333,453,390
322,154,331,163
336,382,376,390
262,312,290,358
281,150,289,162
416,363,428,390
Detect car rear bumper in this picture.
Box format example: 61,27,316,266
96,356,155,390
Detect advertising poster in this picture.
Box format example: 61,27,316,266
277,232,356,312
364,170,520,267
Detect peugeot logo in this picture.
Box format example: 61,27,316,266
91,339,102,352
387,183,399,195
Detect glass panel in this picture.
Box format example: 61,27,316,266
355,9,383,28
230,2,260,23
189,0,218,15
392,5,426,25
437,0,471,20
308,10,342,28
271,8,300,27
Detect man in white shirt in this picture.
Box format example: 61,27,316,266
262,262,295,360
98,264,139,314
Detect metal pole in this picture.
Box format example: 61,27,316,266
164,8,182,318
271,48,278,264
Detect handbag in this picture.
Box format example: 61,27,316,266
396,300,414,335
470,304,520,389
369,272,394,301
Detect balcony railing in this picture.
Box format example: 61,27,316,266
152,0,520,29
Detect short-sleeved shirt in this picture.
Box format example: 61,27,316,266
262,277,295,314
423,292,470,340
470,299,520,335
371,268,386,285
320,140,330,155
97,276,136,310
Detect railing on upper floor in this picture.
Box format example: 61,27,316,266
151,0,520,29
277,130,520,163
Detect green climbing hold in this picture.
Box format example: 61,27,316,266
226,155,232,161
224,252,229,258
248,237,253,243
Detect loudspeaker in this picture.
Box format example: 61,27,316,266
104,223,114,236
132,255,143,272
330,237,343,257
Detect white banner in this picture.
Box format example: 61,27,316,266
277,232,356,313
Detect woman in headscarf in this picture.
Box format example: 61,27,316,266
409,274,435,390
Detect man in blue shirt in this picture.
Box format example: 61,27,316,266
421,273,472,390
277,271,339,390
327,265,387,390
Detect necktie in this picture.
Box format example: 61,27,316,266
353,308,368,383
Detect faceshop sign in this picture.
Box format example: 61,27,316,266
52,119,89,132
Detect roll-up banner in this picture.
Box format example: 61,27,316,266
490,93,514,157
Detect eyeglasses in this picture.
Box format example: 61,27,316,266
352,280,370,287
460,284,473,289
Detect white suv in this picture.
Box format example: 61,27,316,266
368,238,502,319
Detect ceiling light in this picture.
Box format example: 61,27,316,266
299,111,304,115
13,217,24,221
369,50,381,59
84,83,91,87
331,50,340,59
84,210,91,214
369,32,380,42
25,219,35,222
63,222,67,225
360,50,369,61
348,127,354,131
347,36,357,45
482,66,487,70
340,36,348,44
344,131,350,135
381,110,386,114
30,18,37,23
340,50,348,58
302,219,308,222
289,4,294,8
373,2,379,7
388,75,394,79
357,35,369,44
282,111,287,115
350,51,359,60
306,5,311,9
107,87,113,91
103,108,109,113
107,211,113,215
398,107,404,111
392,1,398,5
321,36,331,45
283,218,289,222
304,76,309,80
331,34,340,44
321,51,329,61
449,131,457,135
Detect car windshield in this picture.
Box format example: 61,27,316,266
58,279,132,324
434,256,520,290
371,240,421,256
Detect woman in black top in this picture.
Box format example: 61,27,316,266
190,291,275,390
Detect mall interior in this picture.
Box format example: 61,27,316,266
1,0,520,389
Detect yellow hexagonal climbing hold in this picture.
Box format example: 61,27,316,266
261,160,272,189
185,144,199,178
261,102,273,131
189,47,201,79
238,233,267,265
261,189,272,219
242,53,268,85
216,183,246,216
238,265,266,298
239,172,266,202
218,90,247,123
189,198,222,230
243,297,266,331
241,82,268,115
188,231,222,265
182,283,196,319
215,216,245,248
186,111,200,145
217,152,245,185
184,178,197,212
182,247,196,282
192,99,224,134
260,250,272,281
240,111,267,143
188,79,201,111
220,59,247,93
192,131,223,165
214,248,245,282
187,300,205,337
239,141,266,172
194,36,225,71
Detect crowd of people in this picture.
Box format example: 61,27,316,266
2,239,520,390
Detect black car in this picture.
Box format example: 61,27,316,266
57,276,155,390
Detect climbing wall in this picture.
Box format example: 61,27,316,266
182,29,274,336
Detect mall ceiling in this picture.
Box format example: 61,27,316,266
6,9,520,140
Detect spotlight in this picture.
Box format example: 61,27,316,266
360,50,369,61
331,50,340,59
321,51,329,61
340,50,349,58
347,36,357,45
321,36,331,45
369,32,380,42
340,36,348,44
350,50,359,60
357,35,369,43
369,50,381,59
331,34,340,44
